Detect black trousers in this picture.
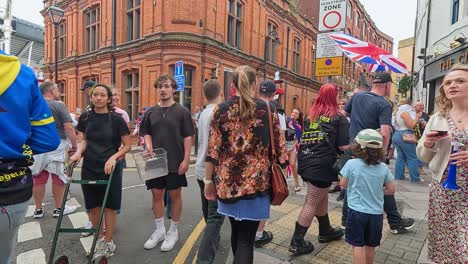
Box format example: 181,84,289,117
228,217,259,264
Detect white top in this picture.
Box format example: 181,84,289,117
278,112,286,131
416,112,452,182
392,104,416,131
195,104,217,180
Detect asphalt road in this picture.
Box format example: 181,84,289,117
15,165,231,264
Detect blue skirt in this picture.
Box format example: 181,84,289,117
217,195,270,221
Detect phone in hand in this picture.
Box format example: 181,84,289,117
433,130,448,136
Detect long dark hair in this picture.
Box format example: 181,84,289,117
87,83,114,112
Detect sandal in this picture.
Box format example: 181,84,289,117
294,186,301,192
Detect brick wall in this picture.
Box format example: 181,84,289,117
42,0,322,117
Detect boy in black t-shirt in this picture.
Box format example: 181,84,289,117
140,75,194,252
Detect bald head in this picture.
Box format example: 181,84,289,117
413,101,424,113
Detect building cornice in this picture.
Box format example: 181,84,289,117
54,32,320,88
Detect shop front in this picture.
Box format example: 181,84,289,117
424,44,468,113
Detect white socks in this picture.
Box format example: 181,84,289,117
155,218,179,233
169,220,179,233
155,217,165,233
255,231,263,240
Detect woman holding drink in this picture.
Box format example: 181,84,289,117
416,64,468,263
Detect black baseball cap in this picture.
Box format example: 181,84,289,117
373,72,394,84
81,80,96,91
259,80,276,94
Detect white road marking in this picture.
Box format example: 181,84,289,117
80,235,94,254
25,205,36,218
68,212,89,229
122,184,145,190
24,202,51,218
18,222,42,242
16,248,46,264
66,197,82,209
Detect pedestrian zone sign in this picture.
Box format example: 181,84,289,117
319,0,347,31
174,61,184,91
315,57,343,77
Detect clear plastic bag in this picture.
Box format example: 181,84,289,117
133,149,168,182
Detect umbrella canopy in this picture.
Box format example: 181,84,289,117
328,33,408,74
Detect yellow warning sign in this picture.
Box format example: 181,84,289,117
315,57,343,77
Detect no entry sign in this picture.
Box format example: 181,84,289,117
319,0,347,31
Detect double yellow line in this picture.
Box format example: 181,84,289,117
172,219,206,264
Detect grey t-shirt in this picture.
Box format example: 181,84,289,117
46,99,72,139
195,104,216,180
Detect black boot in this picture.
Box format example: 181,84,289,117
289,222,314,255
317,214,344,243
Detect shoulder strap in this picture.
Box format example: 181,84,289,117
266,101,276,157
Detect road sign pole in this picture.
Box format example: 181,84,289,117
179,91,184,105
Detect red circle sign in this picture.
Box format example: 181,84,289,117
323,11,342,29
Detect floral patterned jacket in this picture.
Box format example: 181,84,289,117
206,97,287,203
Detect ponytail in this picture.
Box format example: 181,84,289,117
232,66,256,121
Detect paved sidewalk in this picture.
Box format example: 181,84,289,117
226,161,433,264
123,149,433,263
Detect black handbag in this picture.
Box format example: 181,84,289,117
317,120,352,174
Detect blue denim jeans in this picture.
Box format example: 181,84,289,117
0,199,30,264
393,130,421,182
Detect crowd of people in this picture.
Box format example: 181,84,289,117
0,48,467,264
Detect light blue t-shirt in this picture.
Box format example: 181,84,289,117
340,159,394,215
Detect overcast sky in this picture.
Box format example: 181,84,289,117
9,0,417,55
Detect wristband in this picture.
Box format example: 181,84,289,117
203,177,213,184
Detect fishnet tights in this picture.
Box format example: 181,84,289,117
297,182,329,227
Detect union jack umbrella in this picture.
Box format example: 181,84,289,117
328,33,408,74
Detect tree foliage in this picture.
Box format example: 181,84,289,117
397,75,412,97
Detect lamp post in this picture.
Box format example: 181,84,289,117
264,30,280,80
47,4,65,82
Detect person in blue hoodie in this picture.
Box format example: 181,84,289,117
0,50,60,263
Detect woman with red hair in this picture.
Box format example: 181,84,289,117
289,83,350,255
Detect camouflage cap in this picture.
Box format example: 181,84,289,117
355,129,383,149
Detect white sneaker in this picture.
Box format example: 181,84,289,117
53,205,78,218
81,221,93,237
87,237,105,257
144,230,165,250
161,230,178,252
94,240,116,259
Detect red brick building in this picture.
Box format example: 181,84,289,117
298,0,394,91
41,0,329,121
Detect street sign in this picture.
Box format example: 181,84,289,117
174,60,184,91
318,0,347,32
316,32,343,58
315,57,343,77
